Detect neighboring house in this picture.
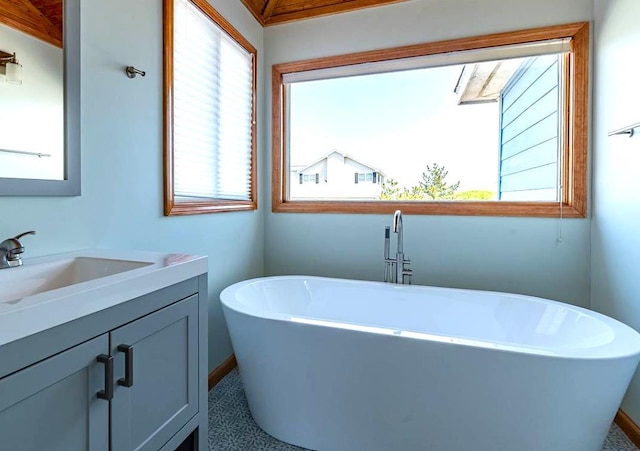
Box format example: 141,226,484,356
290,150,385,199
455,54,561,201
498,54,560,201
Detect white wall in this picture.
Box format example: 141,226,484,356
264,0,594,307
0,0,264,372
592,0,640,424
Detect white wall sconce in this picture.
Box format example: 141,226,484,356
0,50,23,85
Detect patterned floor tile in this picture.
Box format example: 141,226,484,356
208,369,638,451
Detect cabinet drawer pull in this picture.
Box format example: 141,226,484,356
117,344,134,387
96,354,113,401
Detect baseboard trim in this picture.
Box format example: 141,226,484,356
616,409,640,448
208,354,237,391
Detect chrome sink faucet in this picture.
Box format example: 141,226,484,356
0,231,36,269
384,211,412,284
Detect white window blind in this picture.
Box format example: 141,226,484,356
173,0,254,201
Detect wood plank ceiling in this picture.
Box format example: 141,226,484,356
0,0,63,47
240,0,409,26
0,0,405,48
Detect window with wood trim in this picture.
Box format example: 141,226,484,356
164,0,257,215
272,22,589,217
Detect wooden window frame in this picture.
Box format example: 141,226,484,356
164,0,258,216
271,22,589,217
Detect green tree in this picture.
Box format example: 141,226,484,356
454,190,495,200
378,163,462,200
418,163,461,200
380,178,402,199
379,178,424,200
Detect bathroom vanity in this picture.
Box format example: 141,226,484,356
0,249,208,451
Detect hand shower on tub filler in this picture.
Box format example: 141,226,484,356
384,210,412,284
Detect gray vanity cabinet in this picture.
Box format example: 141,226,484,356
110,294,199,451
0,334,110,451
0,275,208,451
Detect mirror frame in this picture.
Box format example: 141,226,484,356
0,0,80,196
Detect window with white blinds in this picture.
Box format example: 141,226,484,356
165,0,257,215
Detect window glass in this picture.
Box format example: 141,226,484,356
287,52,564,202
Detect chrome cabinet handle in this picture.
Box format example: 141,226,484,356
117,344,134,388
97,354,113,401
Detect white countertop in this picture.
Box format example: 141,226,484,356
0,249,208,347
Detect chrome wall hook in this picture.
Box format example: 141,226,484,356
126,66,146,79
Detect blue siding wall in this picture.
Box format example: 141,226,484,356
498,55,561,200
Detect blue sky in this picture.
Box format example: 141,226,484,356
289,64,500,192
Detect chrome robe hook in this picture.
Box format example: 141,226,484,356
126,66,146,79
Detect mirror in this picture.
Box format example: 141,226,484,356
0,0,80,196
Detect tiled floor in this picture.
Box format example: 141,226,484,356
208,368,639,451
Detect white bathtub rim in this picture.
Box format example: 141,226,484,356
220,275,640,361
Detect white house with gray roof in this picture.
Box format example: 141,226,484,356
290,150,385,200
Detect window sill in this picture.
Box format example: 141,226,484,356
165,199,257,216
272,200,586,218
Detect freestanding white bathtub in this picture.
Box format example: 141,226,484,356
220,276,640,451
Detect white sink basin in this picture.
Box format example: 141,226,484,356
0,249,208,348
0,256,152,304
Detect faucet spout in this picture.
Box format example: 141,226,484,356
392,210,403,254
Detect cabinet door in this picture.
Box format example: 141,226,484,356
110,295,199,451
0,334,109,451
